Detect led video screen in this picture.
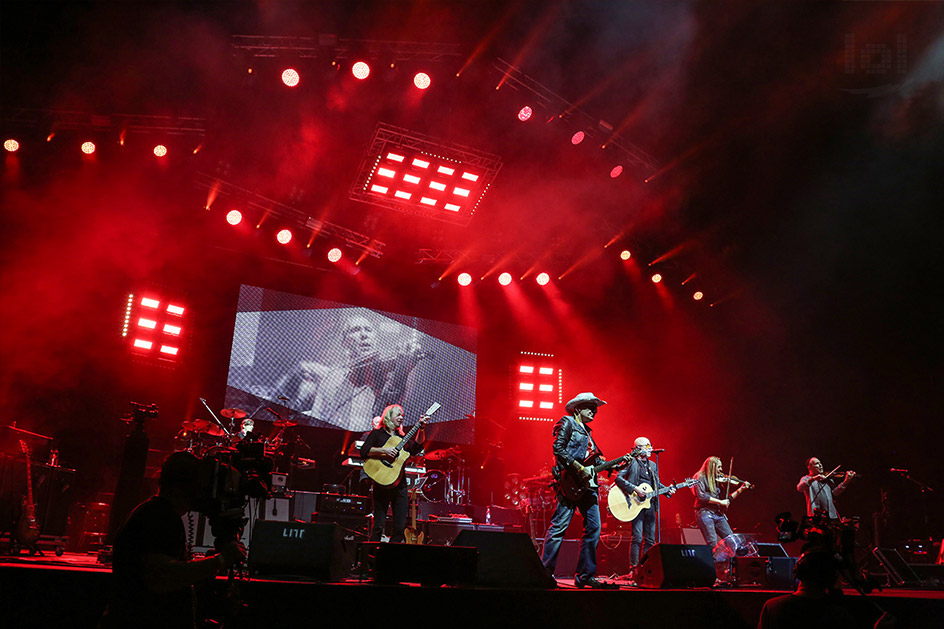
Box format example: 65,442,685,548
224,285,477,444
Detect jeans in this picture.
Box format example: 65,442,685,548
695,508,734,552
630,505,657,565
541,492,601,580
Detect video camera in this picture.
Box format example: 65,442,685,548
192,440,274,547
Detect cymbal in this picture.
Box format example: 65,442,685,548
273,418,298,428
425,445,461,461
220,408,247,419
185,419,225,437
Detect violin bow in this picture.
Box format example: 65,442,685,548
724,457,734,500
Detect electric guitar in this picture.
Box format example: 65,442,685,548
607,478,698,522
16,440,41,547
403,487,424,545
555,453,633,503
363,403,440,486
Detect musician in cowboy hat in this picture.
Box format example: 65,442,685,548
540,392,625,589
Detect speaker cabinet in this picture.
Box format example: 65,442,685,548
455,530,556,588
248,521,347,581
637,543,716,588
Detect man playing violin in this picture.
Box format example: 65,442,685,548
797,457,856,520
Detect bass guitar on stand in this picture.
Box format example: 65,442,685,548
15,440,42,555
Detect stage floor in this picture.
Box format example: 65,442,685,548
2,551,943,629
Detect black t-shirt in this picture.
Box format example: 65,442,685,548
104,496,193,629
359,428,423,459
757,593,861,629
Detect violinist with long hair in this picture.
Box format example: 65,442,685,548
692,456,737,554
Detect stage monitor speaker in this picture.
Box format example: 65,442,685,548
248,521,346,581
872,547,923,586
454,530,556,588
766,556,797,590
637,543,716,588
372,543,477,587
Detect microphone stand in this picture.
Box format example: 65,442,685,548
655,451,662,544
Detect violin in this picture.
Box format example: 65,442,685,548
716,474,753,487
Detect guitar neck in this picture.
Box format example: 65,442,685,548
593,456,627,474
394,422,422,453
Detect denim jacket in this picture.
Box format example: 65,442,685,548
551,414,602,474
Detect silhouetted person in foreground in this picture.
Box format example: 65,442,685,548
101,452,245,629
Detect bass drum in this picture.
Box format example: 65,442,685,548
419,470,448,502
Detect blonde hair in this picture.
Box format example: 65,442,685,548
380,404,404,434
696,456,722,494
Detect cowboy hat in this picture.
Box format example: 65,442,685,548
564,392,607,414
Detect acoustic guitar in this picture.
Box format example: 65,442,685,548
363,403,440,486
16,440,41,547
607,478,697,522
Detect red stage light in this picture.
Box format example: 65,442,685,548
444,203,460,212
166,304,185,316
620,250,631,260
457,273,472,286
610,165,623,178
281,68,300,87
163,323,182,336
651,273,662,283
81,141,96,155
327,247,342,262
226,210,242,225
693,291,704,301
133,339,153,350
137,318,157,330
571,131,585,145
159,345,179,356
153,144,167,157
518,106,533,122
3,139,19,152
140,297,160,309
498,272,512,286
276,229,293,244
352,61,370,80
535,272,550,286
519,365,535,374
413,72,431,89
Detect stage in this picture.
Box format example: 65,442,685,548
2,550,943,629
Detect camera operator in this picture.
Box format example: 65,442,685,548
101,452,246,629
758,547,895,629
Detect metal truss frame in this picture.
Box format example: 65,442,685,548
2,108,207,136
491,59,659,174
231,35,462,63
194,173,385,259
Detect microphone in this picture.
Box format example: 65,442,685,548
651,448,666,454
266,407,282,420
891,468,908,473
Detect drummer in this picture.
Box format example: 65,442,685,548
692,456,735,582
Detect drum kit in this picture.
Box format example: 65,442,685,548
174,407,299,461
414,445,469,504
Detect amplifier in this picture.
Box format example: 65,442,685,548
293,491,369,520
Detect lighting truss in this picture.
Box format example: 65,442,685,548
349,123,502,226
231,35,463,63
194,173,385,259
492,59,659,174
2,108,207,137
